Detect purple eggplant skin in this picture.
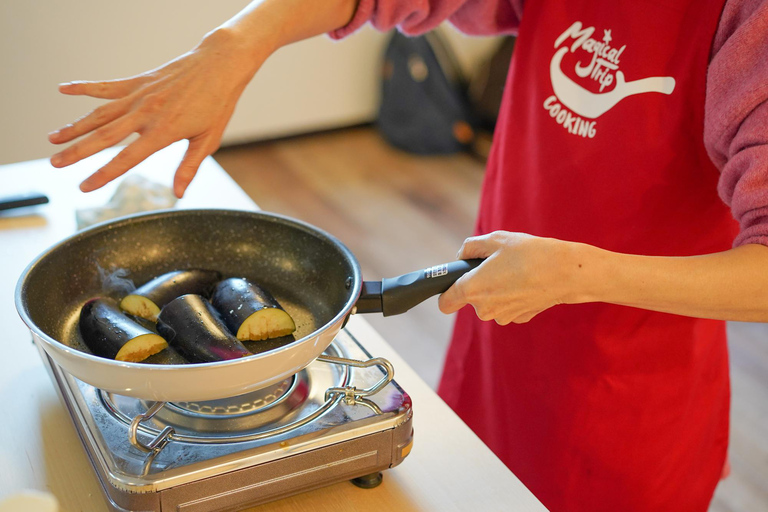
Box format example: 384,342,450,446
120,269,222,321
79,298,168,362
211,278,296,341
156,294,252,363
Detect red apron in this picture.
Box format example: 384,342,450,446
438,1,737,511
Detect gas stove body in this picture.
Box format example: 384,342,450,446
37,328,413,512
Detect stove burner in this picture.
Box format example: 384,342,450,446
171,377,295,417
137,374,311,432
99,341,352,438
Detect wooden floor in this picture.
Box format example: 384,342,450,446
214,126,767,512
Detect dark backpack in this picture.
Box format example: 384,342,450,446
376,29,477,155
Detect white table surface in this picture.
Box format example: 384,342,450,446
0,143,546,511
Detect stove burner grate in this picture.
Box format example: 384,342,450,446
172,376,294,416
99,341,395,453
137,374,311,432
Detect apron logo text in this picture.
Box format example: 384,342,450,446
543,96,597,138
545,21,676,138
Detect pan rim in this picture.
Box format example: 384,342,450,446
15,208,363,372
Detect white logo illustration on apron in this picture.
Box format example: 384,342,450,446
543,22,676,138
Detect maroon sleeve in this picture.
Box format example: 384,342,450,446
330,0,523,39
705,0,768,247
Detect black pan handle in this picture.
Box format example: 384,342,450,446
0,192,49,212
356,259,484,317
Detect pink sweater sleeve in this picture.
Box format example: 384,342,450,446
705,0,768,247
330,0,523,39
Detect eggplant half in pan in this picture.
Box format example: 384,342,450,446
157,294,252,363
120,269,221,321
79,298,168,362
211,277,296,342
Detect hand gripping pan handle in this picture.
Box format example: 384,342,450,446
356,259,483,317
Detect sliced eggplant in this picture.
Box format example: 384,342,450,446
156,294,252,363
211,277,296,342
79,298,168,362
120,269,222,321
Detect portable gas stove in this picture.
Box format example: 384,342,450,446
36,324,414,512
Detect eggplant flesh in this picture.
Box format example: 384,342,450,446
120,269,222,321
157,294,252,363
79,298,168,362
211,278,296,341
120,294,161,322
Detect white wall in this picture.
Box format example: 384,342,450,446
0,1,499,166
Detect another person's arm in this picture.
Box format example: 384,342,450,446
49,0,522,197
48,0,358,197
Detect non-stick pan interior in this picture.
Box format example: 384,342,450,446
19,209,361,362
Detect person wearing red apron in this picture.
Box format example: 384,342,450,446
49,0,768,510
332,0,767,510
438,1,737,509
430,1,768,511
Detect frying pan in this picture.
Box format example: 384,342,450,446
16,209,479,402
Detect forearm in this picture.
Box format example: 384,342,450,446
214,0,358,67
574,242,768,322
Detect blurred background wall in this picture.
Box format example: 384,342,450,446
0,0,499,166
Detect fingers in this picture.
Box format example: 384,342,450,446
80,136,167,192
440,233,500,312
440,235,497,314
457,233,499,260
49,99,132,146
495,310,538,326
440,282,531,324
173,139,211,198
58,78,143,99
438,274,472,314
51,115,138,168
